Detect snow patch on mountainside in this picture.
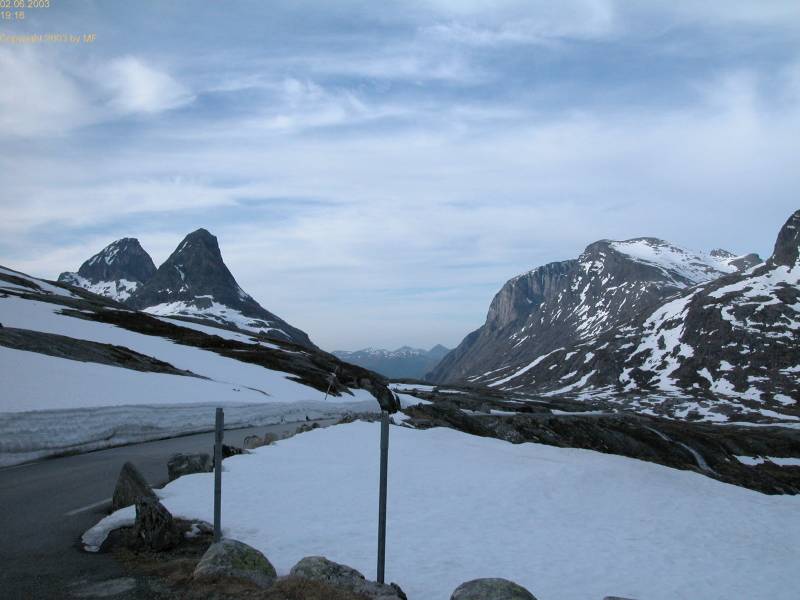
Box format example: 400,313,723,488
143,300,292,340
59,273,140,302
610,239,738,287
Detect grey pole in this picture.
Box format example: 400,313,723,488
377,410,390,583
213,407,224,543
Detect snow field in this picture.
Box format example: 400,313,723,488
86,422,800,600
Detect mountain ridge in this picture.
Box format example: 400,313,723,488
430,237,761,384
431,212,799,423
334,344,450,380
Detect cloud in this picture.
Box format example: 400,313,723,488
101,56,195,114
0,49,193,137
421,0,618,45
1,1,799,349
0,48,91,136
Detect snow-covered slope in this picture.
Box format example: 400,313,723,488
58,237,156,302
0,265,396,465
430,236,761,386
85,421,800,600
608,238,759,287
462,210,800,423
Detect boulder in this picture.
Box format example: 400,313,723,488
242,435,264,450
111,461,156,511
290,556,406,599
222,444,246,459
603,597,639,600
167,453,213,482
133,497,182,551
262,432,279,445
193,539,277,588
451,578,537,600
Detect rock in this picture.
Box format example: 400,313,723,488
603,597,639,600
290,556,406,599
242,435,263,450
193,539,277,588
167,453,213,482
222,444,246,459
262,432,279,444
133,497,182,551
111,461,156,511
451,578,537,600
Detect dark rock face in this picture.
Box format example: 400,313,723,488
133,497,182,551
58,238,156,301
290,556,407,600
431,238,757,385
769,209,800,268
333,345,451,380
128,228,315,348
222,444,246,459
193,539,277,588
450,578,537,600
111,461,157,512
167,453,213,482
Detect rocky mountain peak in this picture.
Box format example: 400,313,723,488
769,209,800,268
131,229,248,308
75,238,155,283
128,229,315,348
57,238,156,302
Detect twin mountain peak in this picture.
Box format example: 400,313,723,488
58,228,313,348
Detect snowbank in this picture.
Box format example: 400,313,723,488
0,294,381,465
87,422,800,600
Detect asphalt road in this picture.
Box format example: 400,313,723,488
0,419,334,600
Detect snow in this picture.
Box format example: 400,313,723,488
86,422,800,600
396,393,432,408
736,456,800,467
144,300,291,340
0,266,76,298
59,273,140,302
156,316,281,349
609,239,736,287
487,348,564,388
389,384,435,392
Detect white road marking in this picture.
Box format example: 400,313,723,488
65,497,111,517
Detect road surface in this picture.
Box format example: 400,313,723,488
0,419,333,599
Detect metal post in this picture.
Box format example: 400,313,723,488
213,407,224,543
377,410,389,583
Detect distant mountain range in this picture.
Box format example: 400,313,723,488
333,345,450,380
431,210,800,422
59,228,314,349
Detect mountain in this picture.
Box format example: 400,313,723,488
333,344,450,380
432,211,799,423
58,238,156,302
129,228,315,347
61,229,316,349
430,237,761,384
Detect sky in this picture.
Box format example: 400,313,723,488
0,1,798,351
